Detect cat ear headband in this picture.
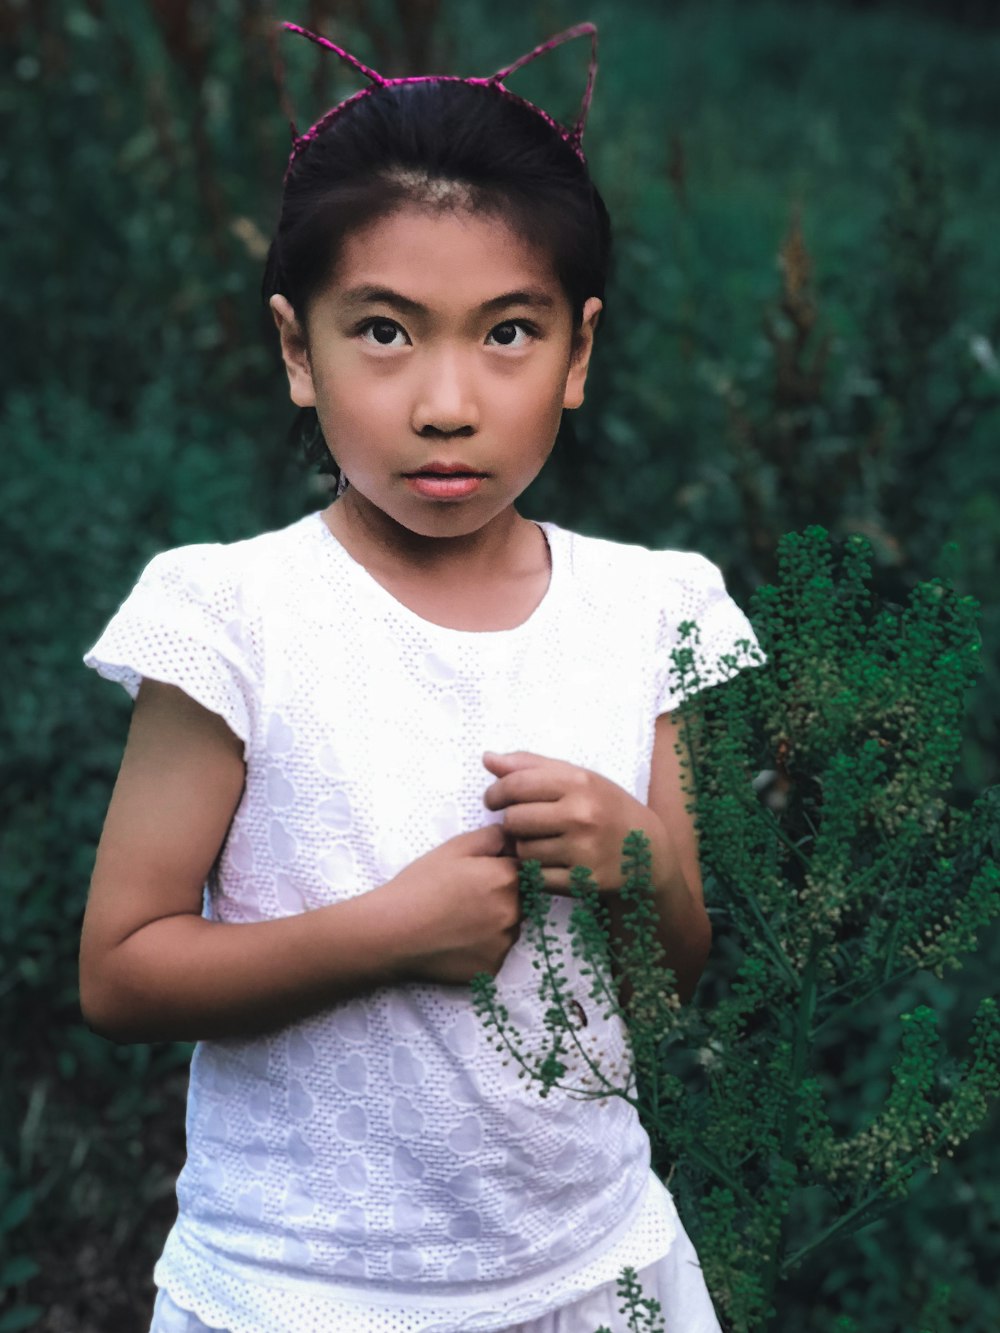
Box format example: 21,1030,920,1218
272,20,599,184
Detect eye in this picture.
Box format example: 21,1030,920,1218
486,320,537,349
358,318,409,348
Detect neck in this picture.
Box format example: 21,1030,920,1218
325,492,538,580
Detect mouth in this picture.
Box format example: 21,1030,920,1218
403,467,488,500
403,462,489,479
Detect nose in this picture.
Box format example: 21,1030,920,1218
410,346,479,437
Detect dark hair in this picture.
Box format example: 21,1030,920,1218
261,79,612,480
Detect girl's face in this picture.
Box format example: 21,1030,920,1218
270,205,602,542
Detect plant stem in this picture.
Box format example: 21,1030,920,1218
716,874,801,990
761,944,818,1327
779,1182,896,1275
532,889,621,1096
762,804,814,868
811,961,922,1039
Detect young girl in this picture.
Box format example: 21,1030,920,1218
80,20,759,1333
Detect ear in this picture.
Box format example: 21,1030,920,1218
562,296,603,410
270,294,316,408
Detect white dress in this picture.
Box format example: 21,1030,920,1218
85,513,760,1333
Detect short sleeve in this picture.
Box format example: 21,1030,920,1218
654,551,764,715
83,544,259,749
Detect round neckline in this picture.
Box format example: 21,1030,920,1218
312,510,562,640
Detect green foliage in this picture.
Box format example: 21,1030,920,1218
592,1265,667,1333
473,840,682,1105
0,1171,41,1331
528,9,1000,802
472,528,999,1332
0,379,309,1326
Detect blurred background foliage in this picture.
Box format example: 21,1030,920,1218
1,0,997,1328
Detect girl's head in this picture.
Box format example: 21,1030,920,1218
263,25,611,532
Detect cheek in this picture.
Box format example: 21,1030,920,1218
321,368,400,431
532,390,568,443
503,366,569,424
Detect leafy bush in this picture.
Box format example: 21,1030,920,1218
0,382,309,1328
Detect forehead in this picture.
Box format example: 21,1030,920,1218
328,205,566,312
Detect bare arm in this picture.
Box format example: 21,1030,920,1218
80,680,521,1044
614,708,712,1005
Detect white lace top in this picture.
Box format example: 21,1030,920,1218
84,512,760,1333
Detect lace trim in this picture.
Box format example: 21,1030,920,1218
154,1171,678,1333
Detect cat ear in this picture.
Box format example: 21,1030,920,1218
272,19,600,175
270,21,387,141
490,22,598,155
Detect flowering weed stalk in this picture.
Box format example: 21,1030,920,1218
471,527,1000,1332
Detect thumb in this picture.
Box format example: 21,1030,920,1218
482,750,544,776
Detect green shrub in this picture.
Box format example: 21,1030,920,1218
474,528,1000,1331
0,381,309,1326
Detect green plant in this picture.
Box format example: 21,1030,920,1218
593,1266,667,1333
472,527,999,1332
0,1170,41,1333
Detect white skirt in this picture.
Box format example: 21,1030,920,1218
149,1209,722,1333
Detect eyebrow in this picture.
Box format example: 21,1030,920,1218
340,285,557,316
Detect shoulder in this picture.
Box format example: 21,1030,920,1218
547,522,725,598
84,517,324,735
542,527,763,708
135,513,321,606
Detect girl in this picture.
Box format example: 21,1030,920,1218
80,20,760,1333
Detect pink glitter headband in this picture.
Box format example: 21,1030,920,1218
273,21,599,185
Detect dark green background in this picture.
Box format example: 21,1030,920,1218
2,1,998,1328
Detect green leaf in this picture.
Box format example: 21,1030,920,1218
0,1192,33,1237
0,1309,45,1333
0,1255,40,1286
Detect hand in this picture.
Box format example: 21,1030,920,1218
376,825,522,985
482,751,679,895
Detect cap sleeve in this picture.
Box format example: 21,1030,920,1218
654,551,764,715
83,544,258,748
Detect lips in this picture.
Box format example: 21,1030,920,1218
402,460,489,501
404,461,488,478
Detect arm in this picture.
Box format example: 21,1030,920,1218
481,710,712,1005
606,710,711,1005
80,680,521,1044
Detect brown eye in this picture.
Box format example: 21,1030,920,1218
487,320,535,349
361,318,406,347
491,322,519,346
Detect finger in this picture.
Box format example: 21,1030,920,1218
457,824,506,856
502,803,565,839
483,769,567,812
532,866,573,894
523,860,611,895
513,836,565,865
482,750,557,776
